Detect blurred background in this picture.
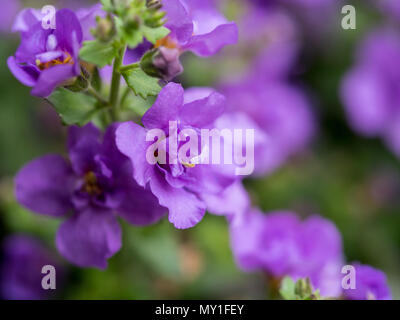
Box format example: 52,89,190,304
1,0,400,299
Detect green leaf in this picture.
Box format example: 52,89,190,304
142,25,170,44
79,40,118,68
100,0,113,12
121,65,161,99
123,92,156,117
47,88,99,126
279,277,297,300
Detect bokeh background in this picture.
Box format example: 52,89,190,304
1,0,400,299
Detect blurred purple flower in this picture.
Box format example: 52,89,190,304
116,83,249,229
220,80,314,176
376,0,400,20
1,235,63,300
343,263,392,300
0,0,20,33
238,5,299,82
230,210,344,297
15,124,166,269
216,3,314,176
341,29,400,156
76,3,106,41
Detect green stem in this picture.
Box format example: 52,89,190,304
119,62,139,73
120,86,131,109
109,45,126,121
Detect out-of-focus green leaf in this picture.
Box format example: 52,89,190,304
279,277,296,300
128,225,181,280
142,26,170,44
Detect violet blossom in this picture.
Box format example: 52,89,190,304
343,263,392,300
217,4,314,176
0,235,63,300
230,209,344,297
376,0,400,20
7,5,103,97
220,79,315,176
15,124,166,269
116,82,250,229
341,28,400,157
0,0,20,33
152,0,238,80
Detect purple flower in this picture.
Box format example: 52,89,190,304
0,235,63,300
0,0,20,33
162,0,238,56
220,80,315,176
377,0,400,20
343,263,392,300
15,123,166,268
76,4,106,41
7,8,83,97
237,5,299,82
341,29,400,156
150,0,238,79
215,4,314,176
7,4,103,98
230,210,344,297
116,83,249,229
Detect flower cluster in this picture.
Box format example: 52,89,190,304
5,0,393,300
230,209,391,299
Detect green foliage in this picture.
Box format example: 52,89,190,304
279,277,322,300
142,26,170,44
79,40,119,68
121,64,162,99
47,88,101,126
112,0,169,47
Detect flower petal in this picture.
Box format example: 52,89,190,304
31,64,77,97
68,123,102,175
116,122,154,187
54,9,83,52
12,8,43,33
142,82,184,130
15,155,75,217
162,0,193,43
149,169,206,229
180,90,225,128
184,22,238,57
117,182,167,226
56,207,121,269
7,56,38,87
201,181,250,221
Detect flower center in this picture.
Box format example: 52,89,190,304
154,36,178,49
82,172,102,196
36,52,74,71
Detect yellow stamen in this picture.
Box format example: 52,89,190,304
36,52,74,71
82,172,102,196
